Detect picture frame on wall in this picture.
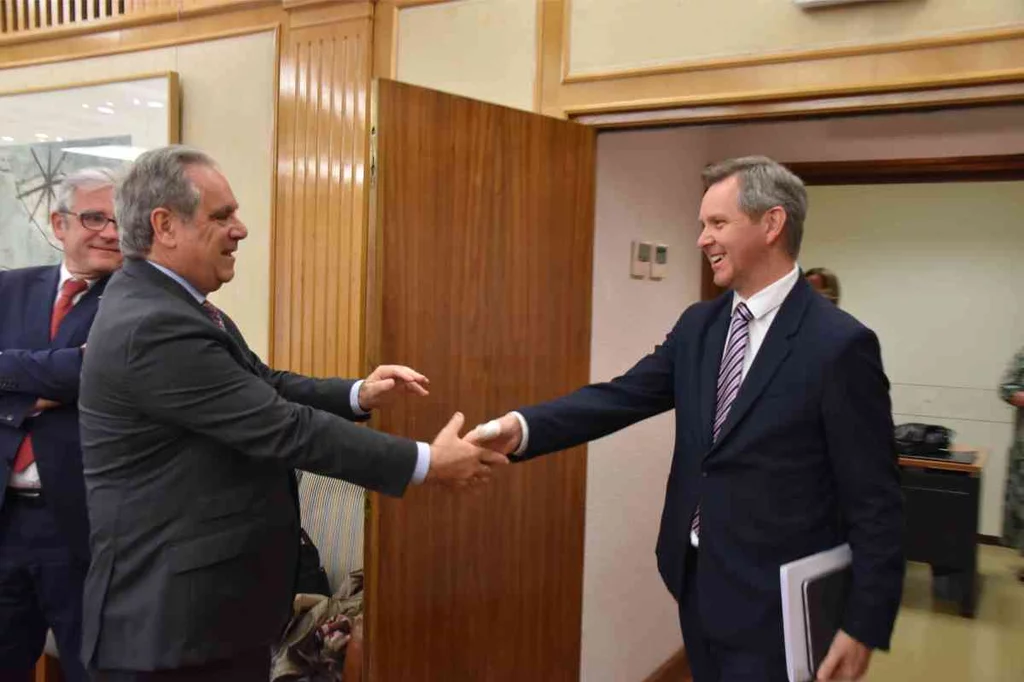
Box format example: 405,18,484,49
0,71,180,270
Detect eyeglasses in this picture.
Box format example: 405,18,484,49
62,211,117,232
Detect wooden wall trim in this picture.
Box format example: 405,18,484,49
573,81,1024,129
539,0,1024,120
786,154,1024,186
0,0,280,47
0,4,286,69
643,648,692,682
371,1,398,79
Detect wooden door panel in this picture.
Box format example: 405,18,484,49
365,79,595,681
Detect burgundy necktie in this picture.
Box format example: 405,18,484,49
201,300,227,331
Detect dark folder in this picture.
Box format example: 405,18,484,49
802,564,852,675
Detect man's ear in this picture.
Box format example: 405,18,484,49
50,211,67,244
763,206,787,247
150,208,177,248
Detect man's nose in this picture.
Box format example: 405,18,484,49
100,221,119,242
697,227,712,249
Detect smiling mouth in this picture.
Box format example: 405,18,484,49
709,254,725,265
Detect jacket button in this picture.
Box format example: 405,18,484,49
3,415,11,421
701,471,707,478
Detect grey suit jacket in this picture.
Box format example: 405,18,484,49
78,258,418,671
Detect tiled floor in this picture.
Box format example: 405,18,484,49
868,545,1024,681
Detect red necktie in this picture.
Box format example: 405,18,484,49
12,278,90,474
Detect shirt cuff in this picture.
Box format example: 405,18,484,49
511,411,529,457
349,380,368,416
411,441,431,485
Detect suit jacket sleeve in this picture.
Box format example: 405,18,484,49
822,328,904,650
518,313,682,458
219,314,366,421
126,312,417,497
0,347,84,404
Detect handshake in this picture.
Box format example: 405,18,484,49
356,364,524,490
425,411,524,489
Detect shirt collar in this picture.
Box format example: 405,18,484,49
732,265,801,321
145,260,206,304
58,262,98,291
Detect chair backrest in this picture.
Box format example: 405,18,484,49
297,472,365,594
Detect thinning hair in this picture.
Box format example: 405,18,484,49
116,145,217,258
701,156,807,258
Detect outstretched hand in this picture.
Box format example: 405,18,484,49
358,365,430,411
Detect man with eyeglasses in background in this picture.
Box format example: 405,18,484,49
0,167,122,682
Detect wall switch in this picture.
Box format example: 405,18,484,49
631,240,652,278
650,243,668,280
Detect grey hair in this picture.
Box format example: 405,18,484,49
701,156,807,258
116,144,217,258
54,167,120,214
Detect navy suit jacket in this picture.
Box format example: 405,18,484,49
0,264,108,560
518,277,904,654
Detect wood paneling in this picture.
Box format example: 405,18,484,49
0,0,273,40
643,648,692,682
365,79,595,682
272,10,372,377
0,3,283,69
538,0,1024,120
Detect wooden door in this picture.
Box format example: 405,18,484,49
364,79,596,681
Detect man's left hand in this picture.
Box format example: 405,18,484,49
358,365,430,411
817,630,872,681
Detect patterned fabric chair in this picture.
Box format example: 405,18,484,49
297,472,366,593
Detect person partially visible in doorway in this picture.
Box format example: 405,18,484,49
805,267,841,306
1000,346,1024,582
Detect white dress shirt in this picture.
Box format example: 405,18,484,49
10,263,97,490
145,261,432,485
511,266,802,466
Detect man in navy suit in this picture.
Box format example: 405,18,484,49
0,168,122,682
471,157,904,682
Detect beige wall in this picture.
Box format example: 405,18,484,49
584,129,707,681
395,0,537,111
801,182,1024,538
0,31,278,358
569,0,1024,76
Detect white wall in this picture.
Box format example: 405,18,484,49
0,32,278,358
584,128,708,681
801,182,1024,537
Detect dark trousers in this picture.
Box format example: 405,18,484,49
679,546,789,682
91,648,271,682
0,494,89,682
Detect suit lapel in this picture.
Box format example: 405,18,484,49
699,295,733,450
707,278,813,454
27,267,60,346
52,277,109,346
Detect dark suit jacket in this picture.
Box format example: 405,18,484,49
518,277,904,654
78,258,419,671
0,264,107,560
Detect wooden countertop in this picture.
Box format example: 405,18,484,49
899,446,988,474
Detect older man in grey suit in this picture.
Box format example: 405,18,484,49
78,145,506,680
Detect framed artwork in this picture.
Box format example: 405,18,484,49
0,72,180,270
